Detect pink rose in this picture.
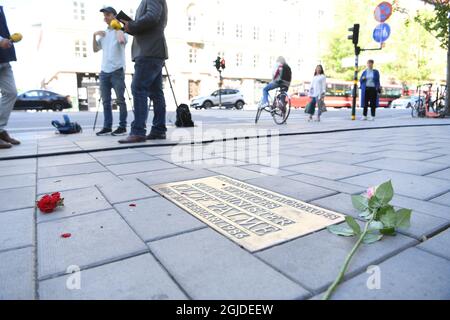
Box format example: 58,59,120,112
367,187,376,199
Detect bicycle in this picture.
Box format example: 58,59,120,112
255,86,291,125
411,84,429,118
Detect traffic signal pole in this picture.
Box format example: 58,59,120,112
219,70,222,108
351,51,360,121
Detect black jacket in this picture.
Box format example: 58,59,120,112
127,0,168,61
0,6,17,64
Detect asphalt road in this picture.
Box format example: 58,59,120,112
7,107,413,133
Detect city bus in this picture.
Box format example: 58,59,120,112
290,79,403,109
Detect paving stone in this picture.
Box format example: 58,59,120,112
370,150,441,161
38,162,107,179
326,145,388,154
384,144,439,152
256,227,417,293
206,166,267,181
107,160,177,176
418,228,450,260
425,147,450,155
38,172,121,194
246,176,337,202
0,186,36,213
0,208,34,252
115,197,205,242
94,153,155,166
0,174,36,190
289,174,366,195
313,193,450,240
429,192,450,207
239,164,297,177
279,147,333,157
283,161,377,181
37,187,112,223
0,164,36,177
428,168,450,181
318,248,450,300
39,254,187,300
120,167,193,181
342,170,450,201
360,158,448,175
38,154,96,168
0,158,36,168
303,151,384,165
428,154,450,165
138,169,214,187
89,149,141,158
391,194,450,221
149,228,310,300
0,247,35,300
139,146,177,156
37,209,147,280
97,179,158,204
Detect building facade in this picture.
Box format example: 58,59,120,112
7,0,333,111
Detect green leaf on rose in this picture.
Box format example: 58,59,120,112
395,209,412,229
380,227,397,236
380,207,397,228
328,224,356,237
359,209,372,220
345,216,361,235
362,233,384,244
352,195,369,212
374,180,394,205
368,221,384,231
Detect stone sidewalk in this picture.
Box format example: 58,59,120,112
0,120,450,300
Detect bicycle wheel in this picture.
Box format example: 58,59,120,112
255,106,263,124
272,93,291,125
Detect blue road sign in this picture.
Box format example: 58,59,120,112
373,23,391,43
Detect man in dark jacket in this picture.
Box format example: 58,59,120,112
119,0,169,144
0,5,20,149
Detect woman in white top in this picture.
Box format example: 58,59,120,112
307,65,327,122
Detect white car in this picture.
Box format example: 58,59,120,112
391,96,423,109
190,89,246,110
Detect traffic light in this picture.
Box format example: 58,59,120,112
348,24,360,45
214,56,221,71
220,58,226,70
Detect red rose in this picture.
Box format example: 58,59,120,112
37,193,64,214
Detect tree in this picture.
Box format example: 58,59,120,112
413,0,450,114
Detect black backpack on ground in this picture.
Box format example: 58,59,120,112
52,115,83,135
281,63,292,83
175,104,195,128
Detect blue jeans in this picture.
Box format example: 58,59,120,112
262,81,280,105
131,57,167,137
100,68,127,129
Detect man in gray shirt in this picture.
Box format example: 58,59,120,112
118,0,168,144
93,6,129,136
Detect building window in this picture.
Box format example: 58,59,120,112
253,54,259,69
235,24,243,39
73,1,85,20
189,48,198,64
187,15,197,31
284,32,289,45
187,4,198,32
236,53,243,67
269,56,276,68
75,40,87,58
217,21,225,36
297,58,303,71
253,27,260,41
269,29,275,42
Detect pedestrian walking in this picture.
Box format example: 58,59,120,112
93,6,129,136
305,65,327,122
360,59,381,121
119,0,169,144
0,5,20,149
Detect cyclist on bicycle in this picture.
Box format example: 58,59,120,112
260,56,292,108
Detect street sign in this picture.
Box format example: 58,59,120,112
373,23,391,43
374,1,393,23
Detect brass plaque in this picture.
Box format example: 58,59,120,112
151,176,345,252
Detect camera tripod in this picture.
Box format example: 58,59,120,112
93,85,133,131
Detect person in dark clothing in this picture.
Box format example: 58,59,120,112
0,5,20,149
118,0,169,144
360,60,381,121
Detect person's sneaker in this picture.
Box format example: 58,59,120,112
0,139,12,149
360,116,368,121
96,128,112,136
368,116,375,121
111,127,127,136
146,133,167,140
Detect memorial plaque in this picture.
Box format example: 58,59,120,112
151,176,345,252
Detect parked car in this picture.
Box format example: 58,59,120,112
190,89,245,110
14,90,72,112
390,96,423,109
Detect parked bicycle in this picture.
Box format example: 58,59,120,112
411,83,446,118
255,86,291,125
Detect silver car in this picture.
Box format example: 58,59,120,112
391,96,423,109
190,89,246,110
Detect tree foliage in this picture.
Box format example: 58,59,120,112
413,0,449,50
